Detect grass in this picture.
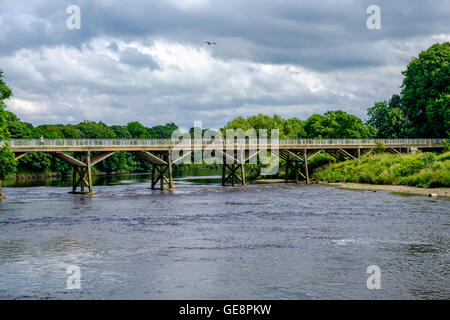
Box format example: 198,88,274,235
314,151,450,188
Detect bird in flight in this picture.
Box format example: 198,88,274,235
204,41,216,45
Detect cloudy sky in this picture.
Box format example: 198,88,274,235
1,0,449,129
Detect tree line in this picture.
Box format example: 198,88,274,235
0,42,448,180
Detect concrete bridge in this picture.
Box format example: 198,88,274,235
1,138,444,195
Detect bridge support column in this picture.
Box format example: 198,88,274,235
221,154,226,186
220,150,246,187
304,149,309,184
279,150,308,183
222,163,245,187
70,152,93,194
135,151,173,190
70,151,93,194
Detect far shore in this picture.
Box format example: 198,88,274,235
323,182,450,198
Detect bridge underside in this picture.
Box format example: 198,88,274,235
0,143,442,198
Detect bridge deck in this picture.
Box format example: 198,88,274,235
4,139,444,152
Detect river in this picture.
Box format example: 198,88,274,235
0,169,448,299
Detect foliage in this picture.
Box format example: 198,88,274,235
401,42,450,138
223,111,375,139
0,70,16,180
373,142,387,154
304,110,376,138
367,94,407,138
127,121,148,138
314,152,450,188
443,139,450,152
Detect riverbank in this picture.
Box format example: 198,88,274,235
323,182,450,197
314,151,450,188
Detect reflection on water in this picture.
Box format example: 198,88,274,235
0,168,449,299
4,166,223,188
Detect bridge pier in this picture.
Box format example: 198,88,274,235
279,150,311,183
70,152,94,194
220,150,246,187
304,149,309,184
135,151,174,190
222,163,246,187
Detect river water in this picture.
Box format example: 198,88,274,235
0,169,448,299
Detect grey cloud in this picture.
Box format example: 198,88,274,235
119,48,160,70
1,0,449,69
0,0,448,128
107,41,119,52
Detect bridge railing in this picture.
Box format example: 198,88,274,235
1,138,443,148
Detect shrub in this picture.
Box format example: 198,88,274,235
313,151,449,188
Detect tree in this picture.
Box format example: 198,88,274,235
367,94,407,138
401,42,450,138
148,123,178,139
283,118,306,138
4,111,35,138
0,70,17,198
111,125,132,139
77,121,117,139
222,114,304,138
127,121,148,138
304,110,376,139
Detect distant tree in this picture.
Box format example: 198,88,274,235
111,125,132,139
222,114,303,138
61,125,83,139
77,121,117,139
303,114,327,138
147,123,178,139
127,121,148,138
304,110,376,139
401,42,450,138
4,111,35,138
0,70,17,196
367,94,407,138
283,118,306,139
36,125,65,139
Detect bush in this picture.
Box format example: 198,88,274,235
443,139,450,152
313,151,449,188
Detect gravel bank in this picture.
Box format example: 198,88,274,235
325,182,450,197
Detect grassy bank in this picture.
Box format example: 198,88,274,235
314,152,450,188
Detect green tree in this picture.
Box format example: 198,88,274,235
127,121,148,138
4,111,35,138
367,94,407,138
0,70,17,197
148,123,178,139
222,114,304,138
283,118,306,138
401,42,450,138
111,125,132,138
304,110,376,139
77,121,117,139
